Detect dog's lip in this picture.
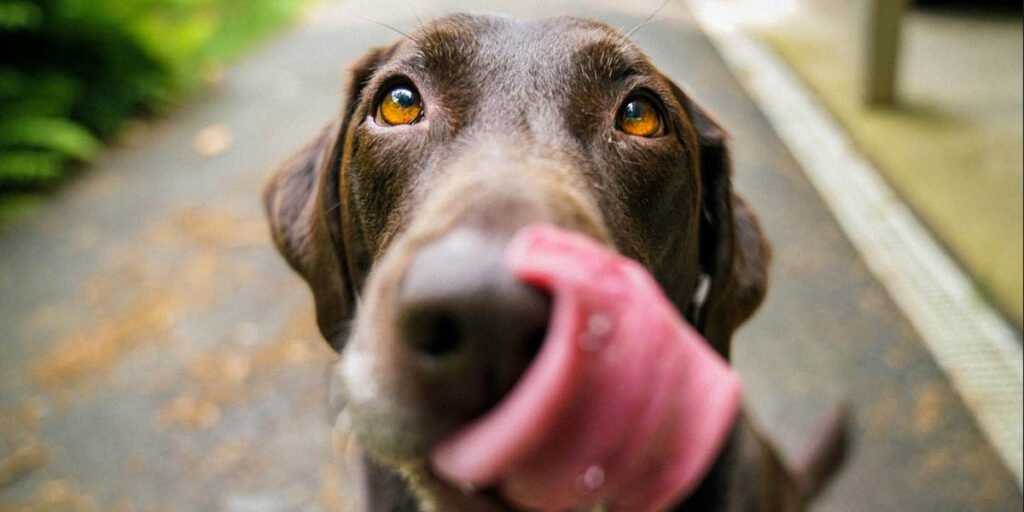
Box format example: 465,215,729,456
429,224,742,511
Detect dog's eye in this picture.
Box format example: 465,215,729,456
377,86,423,126
617,97,663,137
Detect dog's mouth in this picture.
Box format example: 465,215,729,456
428,224,742,512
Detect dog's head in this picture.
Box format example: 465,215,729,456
264,13,770,507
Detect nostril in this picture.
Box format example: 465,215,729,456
404,309,463,359
524,322,547,362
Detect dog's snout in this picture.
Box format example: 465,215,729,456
403,307,463,358
397,229,550,416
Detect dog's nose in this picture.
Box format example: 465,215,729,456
397,229,551,419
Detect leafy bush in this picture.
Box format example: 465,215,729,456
0,0,307,195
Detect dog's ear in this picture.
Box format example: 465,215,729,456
676,87,771,357
263,121,350,350
263,47,393,351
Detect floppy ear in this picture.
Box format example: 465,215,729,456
678,89,771,357
264,121,350,350
263,47,393,351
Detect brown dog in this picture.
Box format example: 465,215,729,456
264,14,844,511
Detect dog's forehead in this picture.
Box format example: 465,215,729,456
399,14,651,82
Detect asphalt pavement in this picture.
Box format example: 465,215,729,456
0,0,1020,510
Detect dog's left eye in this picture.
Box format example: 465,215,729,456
377,85,424,126
617,97,663,138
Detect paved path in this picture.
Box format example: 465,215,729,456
1,1,1020,510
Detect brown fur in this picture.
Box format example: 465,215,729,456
264,14,844,511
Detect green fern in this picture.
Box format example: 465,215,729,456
0,0,310,200
0,1,42,30
0,116,99,161
0,150,64,184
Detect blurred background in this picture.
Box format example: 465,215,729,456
0,0,1021,510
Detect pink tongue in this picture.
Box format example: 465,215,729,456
430,224,741,511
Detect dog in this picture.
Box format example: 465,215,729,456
264,14,845,511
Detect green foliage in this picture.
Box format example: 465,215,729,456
0,0,308,197
0,116,100,160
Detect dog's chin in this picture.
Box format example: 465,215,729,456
343,408,456,465
332,409,523,512
333,357,481,467
402,462,528,512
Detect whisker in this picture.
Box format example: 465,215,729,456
354,13,421,43
625,0,673,38
407,1,425,30
324,200,343,215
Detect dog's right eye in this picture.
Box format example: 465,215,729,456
376,86,423,126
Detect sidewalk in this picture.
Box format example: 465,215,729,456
734,0,1023,327
0,1,1021,510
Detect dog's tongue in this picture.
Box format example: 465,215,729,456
430,224,741,511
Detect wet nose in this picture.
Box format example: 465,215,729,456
397,229,551,420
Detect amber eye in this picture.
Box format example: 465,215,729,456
377,85,423,126
617,97,663,137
